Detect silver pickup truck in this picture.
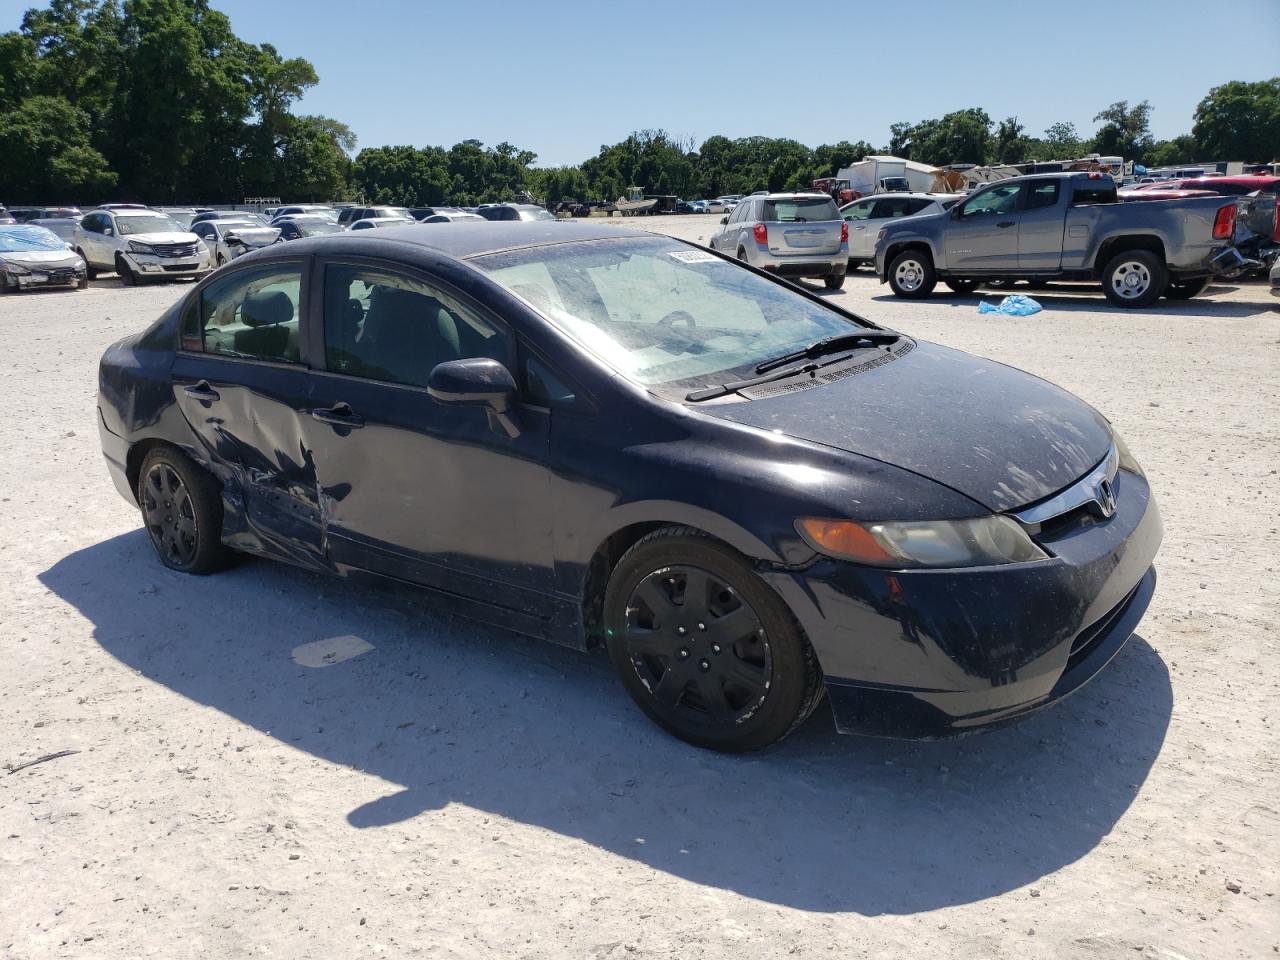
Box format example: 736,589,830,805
874,173,1237,307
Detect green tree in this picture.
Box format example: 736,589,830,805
0,94,116,197
994,116,1033,163
1091,100,1154,161
1192,78,1280,161
1042,121,1083,159
1146,135,1199,168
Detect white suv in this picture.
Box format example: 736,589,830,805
75,208,211,285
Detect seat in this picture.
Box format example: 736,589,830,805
358,286,461,386
233,290,294,360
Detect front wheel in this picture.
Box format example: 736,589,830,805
824,273,845,290
137,447,233,574
944,278,980,294
116,256,138,286
77,251,98,280
1101,249,1167,308
1164,275,1213,300
887,249,937,298
603,527,824,752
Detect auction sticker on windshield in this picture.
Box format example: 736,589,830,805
668,249,719,263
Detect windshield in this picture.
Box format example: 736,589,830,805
116,215,183,235
297,221,342,236
764,197,839,222
474,236,873,397
0,225,69,253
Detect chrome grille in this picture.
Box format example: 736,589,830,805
149,242,199,258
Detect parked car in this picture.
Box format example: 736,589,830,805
410,206,469,220
349,217,416,231
75,208,210,285
475,204,556,222
157,207,199,229
97,221,1162,751
190,210,272,228
274,216,344,241
421,212,485,223
1271,256,1280,299
1173,175,1280,197
28,217,81,243
7,205,82,222
0,206,17,224
272,204,339,221
841,193,963,268
709,192,848,288
701,199,731,214
1,223,88,292
875,173,1238,307
337,206,414,228
191,219,282,265
676,200,698,214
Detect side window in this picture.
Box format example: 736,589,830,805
959,183,1021,217
198,263,304,363
192,223,211,239
906,199,933,214
1024,181,1060,210
870,199,910,219
322,264,510,388
82,214,101,234
843,201,873,221
523,352,577,409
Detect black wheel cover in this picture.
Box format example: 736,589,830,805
621,564,771,726
141,462,199,567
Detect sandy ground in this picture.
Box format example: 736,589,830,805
1,217,1278,960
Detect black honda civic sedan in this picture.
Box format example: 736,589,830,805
97,222,1162,751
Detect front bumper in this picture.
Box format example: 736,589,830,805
7,262,85,289
762,468,1163,738
123,251,210,278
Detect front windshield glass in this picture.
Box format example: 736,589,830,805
0,225,68,252
474,236,873,397
116,215,182,235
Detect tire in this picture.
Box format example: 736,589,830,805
116,255,137,286
737,247,747,262
887,249,936,298
1164,275,1213,300
216,253,226,267
944,278,980,294
77,274,89,290
1101,249,1166,308
77,250,98,280
603,526,824,752
136,447,233,575
824,273,845,290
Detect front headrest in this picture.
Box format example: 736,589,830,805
242,290,293,327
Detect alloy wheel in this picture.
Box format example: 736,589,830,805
1111,260,1152,300
141,462,198,567
621,565,771,725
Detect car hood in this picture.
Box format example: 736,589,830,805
1,250,81,265
699,340,1113,513
126,232,201,245
226,227,280,245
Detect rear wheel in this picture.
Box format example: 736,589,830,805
944,278,980,294
1101,249,1166,308
137,447,232,575
824,273,845,290
1164,275,1213,300
887,249,936,298
603,526,824,752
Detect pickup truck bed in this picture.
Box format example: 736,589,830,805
874,173,1237,307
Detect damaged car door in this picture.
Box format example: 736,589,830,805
173,260,325,565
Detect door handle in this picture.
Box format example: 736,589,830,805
311,402,365,429
997,221,1016,229
183,380,220,402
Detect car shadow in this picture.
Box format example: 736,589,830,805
869,286,1270,318
40,531,1173,916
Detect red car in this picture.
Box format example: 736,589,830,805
1174,176,1280,196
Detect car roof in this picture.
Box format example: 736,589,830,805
255,221,652,261
843,193,959,204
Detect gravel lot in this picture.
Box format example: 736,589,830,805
2,216,1278,959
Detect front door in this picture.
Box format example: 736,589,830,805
943,181,1022,271
304,259,558,621
171,259,324,563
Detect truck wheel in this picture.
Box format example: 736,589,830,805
1164,275,1213,300
944,278,980,294
887,250,936,298
1101,250,1166,308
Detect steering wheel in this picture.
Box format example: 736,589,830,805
658,309,697,329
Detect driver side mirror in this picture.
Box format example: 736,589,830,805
103,227,114,236
427,357,520,438
224,232,242,245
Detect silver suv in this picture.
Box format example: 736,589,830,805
75,208,210,285
709,193,848,288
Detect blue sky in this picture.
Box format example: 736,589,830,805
4,0,1278,165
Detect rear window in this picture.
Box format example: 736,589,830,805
1070,184,1117,206
763,197,839,222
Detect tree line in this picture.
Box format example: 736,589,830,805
2,1,1277,206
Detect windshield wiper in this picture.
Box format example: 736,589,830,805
686,362,823,403
754,331,899,374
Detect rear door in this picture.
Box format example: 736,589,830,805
1016,179,1065,271
943,181,1022,271
841,199,876,258
172,258,324,562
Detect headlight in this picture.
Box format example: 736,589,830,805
1113,430,1145,477
127,241,155,255
2,258,31,276
797,515,1047,568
